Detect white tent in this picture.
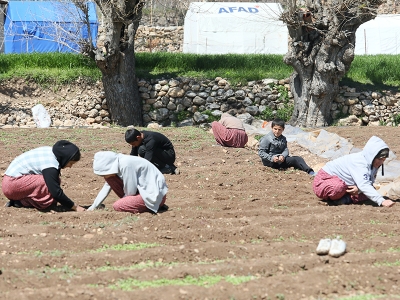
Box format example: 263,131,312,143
183,2,288,54
355,14,400,55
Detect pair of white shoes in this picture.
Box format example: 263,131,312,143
316,237,346,257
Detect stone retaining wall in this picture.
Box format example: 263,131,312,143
335,87,400,126
138,77,400,127
135,26,184,53
1,77,400,128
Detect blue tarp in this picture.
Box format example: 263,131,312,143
4,1,98,53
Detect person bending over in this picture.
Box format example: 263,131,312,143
258,118,315,175
211,113,248,148
2,140,85,212
125,128,179,175
313,135,395,207
87,151,168,214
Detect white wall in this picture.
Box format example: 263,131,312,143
184,4,400,56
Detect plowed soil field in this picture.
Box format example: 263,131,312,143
1,126,400,300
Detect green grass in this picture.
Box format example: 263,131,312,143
0,52,100,85
343,55,400,88
96,261,178,272
93,242,160,253
374,259,400,267
1,52,400,89
135,52,291,84
109,274,255,291
134,53,400,90
338,295,400,300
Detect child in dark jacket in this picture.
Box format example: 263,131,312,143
258,119,315,175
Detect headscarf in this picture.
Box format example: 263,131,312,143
52,140,80,168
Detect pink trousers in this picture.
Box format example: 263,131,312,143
211,121,248,148
313,169,367,203
105,176,166,214
2,175,55,209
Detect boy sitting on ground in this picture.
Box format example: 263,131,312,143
258,118,315,175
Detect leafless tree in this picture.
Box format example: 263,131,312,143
91,0,144,126
279,0,383,127
69,0,96,57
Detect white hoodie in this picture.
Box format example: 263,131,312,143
88,151,168,212
322,136,388,206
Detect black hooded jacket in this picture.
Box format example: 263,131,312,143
41,140,80,209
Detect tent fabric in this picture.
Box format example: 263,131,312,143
184,3,400,56
355,14,400,55
4,1,98,53
183,2,288,54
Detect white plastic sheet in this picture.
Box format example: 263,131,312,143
245,122,400,197
245,124,356,160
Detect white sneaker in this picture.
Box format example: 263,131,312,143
329,238,346,257
316,238,331,255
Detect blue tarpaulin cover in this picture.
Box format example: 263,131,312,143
4,1,98,53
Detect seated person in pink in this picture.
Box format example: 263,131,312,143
313,135,395,207
87,151,167,214
211,113,248,148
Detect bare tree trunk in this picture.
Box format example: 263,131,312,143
280,0,383,127
93,0,143,126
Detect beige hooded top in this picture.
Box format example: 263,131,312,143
88,151,168,212
219,113,245,130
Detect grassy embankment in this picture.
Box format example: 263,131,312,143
0,52,400,90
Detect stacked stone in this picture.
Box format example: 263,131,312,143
1,77,400,128
0,80,110,128
140,11,184,27
135,26,184,53
139,77,292,126
334,87,400,126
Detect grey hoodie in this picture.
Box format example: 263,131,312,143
88,151,168,212
322,136,388,206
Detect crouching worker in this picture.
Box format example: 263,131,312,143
313,136,395,207
125,128,179,175
211,113,248,148
2,140,85,211
87,151,168,214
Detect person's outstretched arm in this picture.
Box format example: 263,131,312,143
351,168,391,206
87,182,111,211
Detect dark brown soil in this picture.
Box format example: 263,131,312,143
1,126,400,300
